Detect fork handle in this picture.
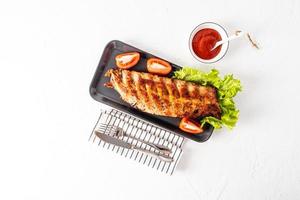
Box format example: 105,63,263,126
124,135,171,154
132,146,173,162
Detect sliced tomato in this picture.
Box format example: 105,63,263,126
115,52,140,69
147,58,172,75
179,117,203,134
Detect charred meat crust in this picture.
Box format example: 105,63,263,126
105,69,221,119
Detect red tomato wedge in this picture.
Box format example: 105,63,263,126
147,58,172,75
179,117,203,134
115,52,140,69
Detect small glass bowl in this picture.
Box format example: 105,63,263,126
189,22,229,64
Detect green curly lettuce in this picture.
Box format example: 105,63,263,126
173,67,242,129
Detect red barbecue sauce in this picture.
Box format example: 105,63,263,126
192,28,222,60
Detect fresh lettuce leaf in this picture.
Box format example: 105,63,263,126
173,67,242,130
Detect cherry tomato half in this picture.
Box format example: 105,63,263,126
115,52,140,69
179,117,203,134
147,58,172,75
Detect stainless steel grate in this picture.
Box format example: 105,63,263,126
89,109,184,175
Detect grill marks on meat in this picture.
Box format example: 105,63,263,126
105,69,221,119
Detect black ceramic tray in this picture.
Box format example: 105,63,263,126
90,40,214,142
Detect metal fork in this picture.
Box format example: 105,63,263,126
98,123,172,155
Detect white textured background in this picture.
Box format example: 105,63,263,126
1,0,300,199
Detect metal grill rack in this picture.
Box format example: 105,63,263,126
89,109,184,175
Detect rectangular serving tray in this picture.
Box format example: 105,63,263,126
89,40,214,142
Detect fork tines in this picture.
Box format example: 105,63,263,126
99,124,118,129
98,123,119,132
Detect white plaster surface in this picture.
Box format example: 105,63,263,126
1,0,300,199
